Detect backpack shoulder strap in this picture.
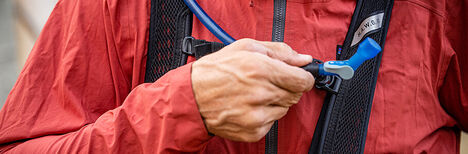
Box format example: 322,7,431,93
145,0,224,82
309,0,394,153
145,0,193,82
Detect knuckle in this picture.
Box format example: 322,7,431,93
286,78,307,92
238,38,255,43
240,69,267,84
250,115,266,127
244,67,264,78
236,38,256,49
246,128,267,142
248,87,275,103
310,79,316,87
242,110,266,128
253,131,266,141
277,42,291,50
282,57,296,65
307,76,315,90
296,73,312,88
243,134,263,142
279,108,289,117
297,81,309,91
291,93,302,103
281,93,302,106
298,75,308,83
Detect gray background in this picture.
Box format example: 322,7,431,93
0,0,19,107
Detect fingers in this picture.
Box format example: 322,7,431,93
263,57,315,93
229,38,313,67
224,39,315,93
193,38,316,143
264,105,289,121
254,83,304,107
258,41,312,66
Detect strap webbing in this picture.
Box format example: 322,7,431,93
145,0,193,82
309,0,394,153
144,0,223,83
182,37,225,59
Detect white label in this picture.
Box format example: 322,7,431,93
351,13,384,46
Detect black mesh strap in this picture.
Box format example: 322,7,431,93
309,0,394,153
145,0,193,83
182,37,226,60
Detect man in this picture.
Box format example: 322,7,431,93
0,0,466,153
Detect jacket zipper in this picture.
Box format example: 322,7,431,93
271,0,287,42
265,0,286,154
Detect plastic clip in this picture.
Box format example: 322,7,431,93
315,75,342,94
309,59,341,94
182,36,195,55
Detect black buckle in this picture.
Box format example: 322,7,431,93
312,59,341,94
315,75,342,94
182,36,194,55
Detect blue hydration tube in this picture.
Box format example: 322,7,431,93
183,0,236,45
183,0,382,80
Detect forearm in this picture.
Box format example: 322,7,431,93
1,64,212,153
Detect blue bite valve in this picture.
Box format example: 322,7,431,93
302,37,382,80
346,37,382,70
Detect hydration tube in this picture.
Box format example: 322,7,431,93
183,0,382,80
183,0,235,45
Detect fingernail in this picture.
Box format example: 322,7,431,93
298,54,313,62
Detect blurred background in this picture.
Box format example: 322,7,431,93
0,0,466,152
0,0,57,106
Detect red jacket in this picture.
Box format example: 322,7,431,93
0,0,467,153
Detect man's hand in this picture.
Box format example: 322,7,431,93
191,39,315,142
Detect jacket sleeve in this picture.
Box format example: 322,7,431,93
0,0,212,153
1,65,212,153
438,0,468,131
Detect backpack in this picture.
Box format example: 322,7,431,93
144,0,394,153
